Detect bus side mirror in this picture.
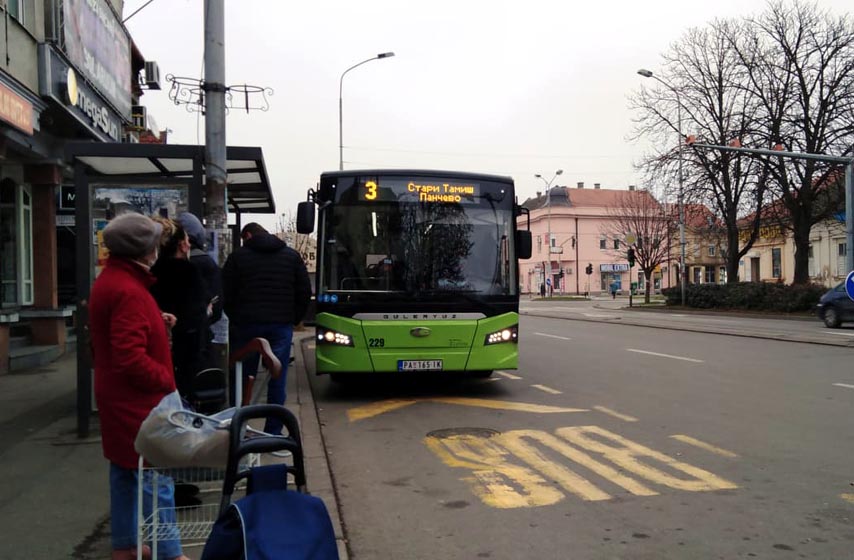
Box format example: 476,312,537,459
296,201,315,234
516,230,532,259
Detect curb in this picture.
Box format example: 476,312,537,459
292,332,349,560
593,302,816,322
520,310,854,348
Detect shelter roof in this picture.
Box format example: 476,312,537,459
66,142,275,213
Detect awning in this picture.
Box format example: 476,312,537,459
65,142,275,213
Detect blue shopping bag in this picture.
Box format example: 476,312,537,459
201,465,338,560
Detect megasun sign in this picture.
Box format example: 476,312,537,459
39,45,125,142
0,83,33,135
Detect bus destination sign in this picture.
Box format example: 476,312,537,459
359,178,480,204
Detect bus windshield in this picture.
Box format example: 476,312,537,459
319,175,517,298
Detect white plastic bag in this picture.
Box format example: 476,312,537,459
134,391,232,468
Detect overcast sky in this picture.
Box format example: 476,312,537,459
124,0,851,231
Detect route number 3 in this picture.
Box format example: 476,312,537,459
364,180,378,201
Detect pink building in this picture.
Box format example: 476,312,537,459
520,183,667,295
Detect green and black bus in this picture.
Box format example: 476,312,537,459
296,169,532,380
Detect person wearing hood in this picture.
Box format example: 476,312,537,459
176,212,223,324
222,223,311,435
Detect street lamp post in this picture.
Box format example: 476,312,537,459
339,52,395,170
638,68,686,306
535,169,563,296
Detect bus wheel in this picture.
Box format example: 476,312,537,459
471,370,494,379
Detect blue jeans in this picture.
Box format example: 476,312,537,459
232,323,293,434
110,463,182,559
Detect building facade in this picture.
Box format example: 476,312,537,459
520,183,662,296
0,0,162,373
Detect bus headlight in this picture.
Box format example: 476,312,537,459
316,328,355,347
484,325,518,345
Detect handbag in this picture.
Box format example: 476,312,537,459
134,390,233,468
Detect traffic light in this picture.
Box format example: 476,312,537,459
585,263,593,275
627,247,636,267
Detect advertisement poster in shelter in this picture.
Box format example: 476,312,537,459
92,185,189,276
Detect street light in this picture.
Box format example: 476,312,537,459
339,52,395,170
638,68,687,306
535,169,563,296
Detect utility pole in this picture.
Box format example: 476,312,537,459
204,0,228,263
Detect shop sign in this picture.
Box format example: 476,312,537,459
61,0,131,118
0,82,33,135
39,45,125,142
60,186,76,210
600,263,629,272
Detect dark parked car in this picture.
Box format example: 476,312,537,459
815,283,854,328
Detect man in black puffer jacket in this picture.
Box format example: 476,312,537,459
222,223,311,434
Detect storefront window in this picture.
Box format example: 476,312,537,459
1,180,18,306
0,179,34,307
20,186,33,304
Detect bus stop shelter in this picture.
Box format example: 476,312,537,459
65,141,276,437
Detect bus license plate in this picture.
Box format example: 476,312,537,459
398,360,443,372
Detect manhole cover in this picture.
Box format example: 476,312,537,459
426,428,500,439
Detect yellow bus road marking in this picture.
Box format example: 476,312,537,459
424,434,564,509
498,430,656,500
347,399,417,422
531,384,563,395
430,397,586,414
670,435,739,458
348,398,588,422
426,425,738,509
496,371,522,380
593,406,638,422
626,348,704,363
841,494,854,504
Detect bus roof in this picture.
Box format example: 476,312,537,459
320,169,514,184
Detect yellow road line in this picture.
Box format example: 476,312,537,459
348,397,588,422
531,384,563,395
347,399,417,422
670,435,738,458
593,406,638,422
430,397,587,414
841,494,854,504
496,370,522,380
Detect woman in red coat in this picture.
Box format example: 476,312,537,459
89,212,189,560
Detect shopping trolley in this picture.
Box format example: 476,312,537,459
135,337,284,559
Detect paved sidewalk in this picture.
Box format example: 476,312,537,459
0,330,344,559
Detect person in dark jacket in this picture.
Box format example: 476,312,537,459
222,223,311,434
149,217,211,399
177,212,223,324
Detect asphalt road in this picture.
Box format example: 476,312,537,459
306,315,854,560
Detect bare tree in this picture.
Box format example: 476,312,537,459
276,211,315,264
733,1,854,284
602,190,674,303
631,18,771,283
